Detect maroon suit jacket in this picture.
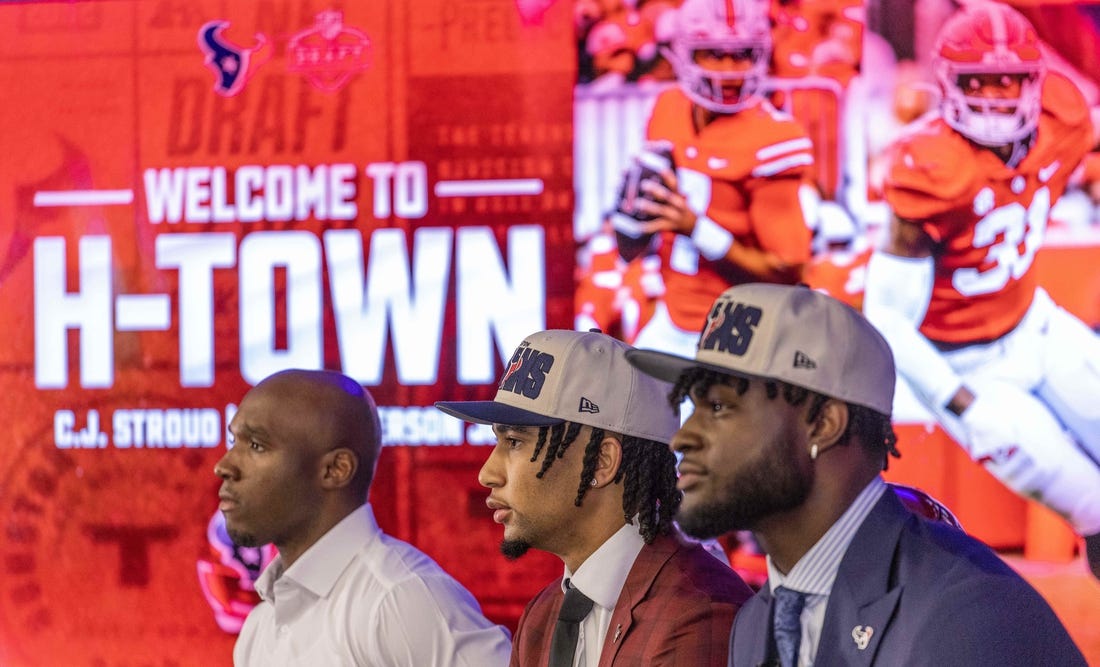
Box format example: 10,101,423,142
509,532,753,667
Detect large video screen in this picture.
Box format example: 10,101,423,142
0,2,573,664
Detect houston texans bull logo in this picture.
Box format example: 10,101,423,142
499,342,555,399
699,299,762,356
197,20,272,97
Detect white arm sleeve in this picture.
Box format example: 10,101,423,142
863,250,965,410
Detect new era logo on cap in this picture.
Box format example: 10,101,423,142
793,351,817,369
578,397,600,414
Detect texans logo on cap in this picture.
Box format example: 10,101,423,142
699,299,762,356
498,342,555,399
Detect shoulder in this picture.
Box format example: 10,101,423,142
638,535,754,609
703,103,814,179
648,88,692,133
355,535,490,616
612,538,746,665
836,500,1084,663
1041,71,1090,130
708,102,811,151
360,541,511,665
732,589,769,626
884,117,980,217
893,519,1074,630
886,118,979,195
363,532,450,586
1034,72,1093,169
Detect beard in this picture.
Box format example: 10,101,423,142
676,448,812,539
500,538,533,560
227,527,261,548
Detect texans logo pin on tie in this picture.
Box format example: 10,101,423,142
852,625,873,650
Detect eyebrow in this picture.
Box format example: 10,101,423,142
492,424,534,435
228,422,272,441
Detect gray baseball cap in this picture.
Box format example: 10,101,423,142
435,329,679,443
625,283,896,415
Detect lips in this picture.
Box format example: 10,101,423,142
676,461,707,492
218,488,239,512
486,497,512,525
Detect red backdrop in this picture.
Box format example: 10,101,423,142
0,1,574,665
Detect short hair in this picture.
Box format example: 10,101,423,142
528,422,680,543
671,367,900,469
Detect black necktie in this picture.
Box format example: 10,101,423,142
772,586,806,667
548,580,595,667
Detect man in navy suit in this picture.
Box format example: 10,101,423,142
627,283,1085,666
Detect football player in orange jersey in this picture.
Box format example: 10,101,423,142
863,2,1100,578
612,0,814,359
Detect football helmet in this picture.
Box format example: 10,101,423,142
933,2,1045,147
666,0,772,113
196,510,277,633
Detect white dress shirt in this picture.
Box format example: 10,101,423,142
765,477,888,667
234,504,511,667
560,522,647,667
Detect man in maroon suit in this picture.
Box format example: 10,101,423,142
437,329,753,667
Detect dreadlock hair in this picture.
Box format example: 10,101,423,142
670,367,901,469
528,422,681,544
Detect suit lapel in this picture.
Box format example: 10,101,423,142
816,493,910,667
730,588,773,667
597,535,678,667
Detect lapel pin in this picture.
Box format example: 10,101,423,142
613,624,622,643
851,625,873,650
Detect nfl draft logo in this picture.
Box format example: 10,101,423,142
287,10,372,93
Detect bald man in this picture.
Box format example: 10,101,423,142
215,369,510,666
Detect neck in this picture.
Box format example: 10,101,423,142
277,501,361,568
982,133,1032,168
560,518,629,573
692,104,717,133
754,471,877,575
554,489,631,572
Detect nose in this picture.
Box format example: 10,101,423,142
477,447,504,489
213,449,238,480
670,417,702,455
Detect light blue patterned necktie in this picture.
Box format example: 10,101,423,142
773,586,806,667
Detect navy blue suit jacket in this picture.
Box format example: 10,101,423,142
730,490,1086,666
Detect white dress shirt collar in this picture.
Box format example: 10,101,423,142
562,521,646,611
256,504,377,603
766,476,887,595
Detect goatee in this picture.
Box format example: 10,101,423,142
500,538,532,560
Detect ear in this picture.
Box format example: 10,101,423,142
590,434,624,488
320,448,358,490
809,399,848,454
